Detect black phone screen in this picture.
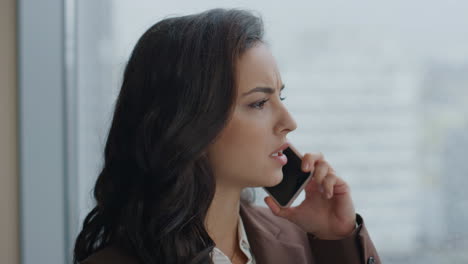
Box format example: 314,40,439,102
264,146,311,206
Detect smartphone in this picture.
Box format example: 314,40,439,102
263,142,313,208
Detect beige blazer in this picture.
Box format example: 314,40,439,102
81,200,381,264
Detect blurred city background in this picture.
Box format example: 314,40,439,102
2,0,467,263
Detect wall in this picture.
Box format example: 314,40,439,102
0,0,19,263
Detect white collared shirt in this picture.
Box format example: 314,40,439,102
210,215,256,264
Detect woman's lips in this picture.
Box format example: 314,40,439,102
271,151,288,166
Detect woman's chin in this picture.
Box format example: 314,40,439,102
264,172,283,187
245,170,283,188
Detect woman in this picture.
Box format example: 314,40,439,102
74,8,381,264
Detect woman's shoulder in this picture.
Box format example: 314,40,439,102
79,245,139,264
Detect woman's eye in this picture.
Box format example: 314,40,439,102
250,95,286,110
250,99,269,109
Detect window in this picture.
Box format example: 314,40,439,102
73,1,468,262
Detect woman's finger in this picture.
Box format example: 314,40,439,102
301,152,324,172
322,173,337,199
332,176,351,195
264,196,294,219
311,160,329,186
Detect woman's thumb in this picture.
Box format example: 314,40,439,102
264,196,292,219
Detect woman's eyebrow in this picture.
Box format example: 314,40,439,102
242,84,285,97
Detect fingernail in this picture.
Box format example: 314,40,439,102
304,163,309,171
319,186,324,193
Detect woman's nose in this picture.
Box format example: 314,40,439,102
276,106,297,135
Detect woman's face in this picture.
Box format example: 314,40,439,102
207,43,297,189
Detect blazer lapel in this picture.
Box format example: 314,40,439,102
239,202,309,264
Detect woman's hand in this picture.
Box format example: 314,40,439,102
264,152,357,240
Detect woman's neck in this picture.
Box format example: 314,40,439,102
205,184,242,258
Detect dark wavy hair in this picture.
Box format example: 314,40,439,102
73,8,264,264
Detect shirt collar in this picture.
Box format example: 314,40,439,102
211,215,255,263
238,214,251,250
